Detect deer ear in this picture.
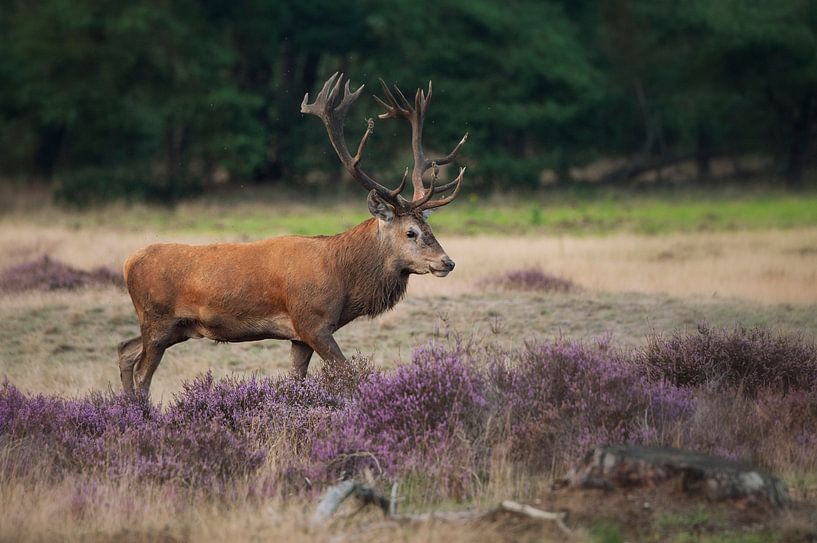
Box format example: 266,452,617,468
421,209,435,220
367,190,395,222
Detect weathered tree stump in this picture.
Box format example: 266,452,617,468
559,445,789,508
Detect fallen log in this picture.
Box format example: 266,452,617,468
558,445,789,508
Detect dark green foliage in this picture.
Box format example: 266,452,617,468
0,0,265,202
357,0,602,189
0,0,815,203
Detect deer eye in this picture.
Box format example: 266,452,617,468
406,229,417,239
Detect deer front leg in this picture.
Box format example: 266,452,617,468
290,340,314,378
300,328,346,369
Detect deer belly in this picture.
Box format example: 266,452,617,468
190,313,297,342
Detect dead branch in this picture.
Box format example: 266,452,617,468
311,480,390,525
312,480,572,536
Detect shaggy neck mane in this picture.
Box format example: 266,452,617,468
328,218,409,320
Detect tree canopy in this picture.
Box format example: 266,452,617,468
0,0,814,203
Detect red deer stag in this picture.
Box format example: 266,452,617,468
118,73,468,398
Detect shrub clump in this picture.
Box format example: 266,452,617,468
2,325,816,498
313,344,488,492
640,323,817,394
310,340,695,495
0,362,372,489
0,255,123,292
489,339,694,469
481,267,575,293
0,379,266,486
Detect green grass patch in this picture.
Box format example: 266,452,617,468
657,506,716,531
591,522,626,543
12,185,817,237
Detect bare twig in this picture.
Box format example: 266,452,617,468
498,500,572,535
389,482,399,517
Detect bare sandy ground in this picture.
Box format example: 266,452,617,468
2,224,816,302
1,224,816,399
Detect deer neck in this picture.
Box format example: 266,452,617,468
331,218,409,321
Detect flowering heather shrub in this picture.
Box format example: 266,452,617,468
312,339,696,493
2,327,816,498
316,355,378,399
0,378,266,486
488,339,695,468
0,383,155,478
118,420,266,484
313,344,488,491
481,267,575,293
0,255,123,292
0,366,379,489
640,323,817,394
680,388,817,473
166,371,340,432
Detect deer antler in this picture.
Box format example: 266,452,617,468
375,79,468,211
302,73,467,214
301,73,407,207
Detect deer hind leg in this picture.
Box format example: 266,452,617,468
118,336,143,397
289,340,314,378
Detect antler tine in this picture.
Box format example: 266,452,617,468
302,73,404,207
432,166,465,193
417,167,466,211
394,85,413,111
415,81,432,117
408,162,437,210
352,118,374,167
376,80,404,119
327,76,343,106
387,167,408,198
372,77,467,212
429,132,469,169
301,72,338,114
380,79,399,107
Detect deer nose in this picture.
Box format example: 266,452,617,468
441,256,455,271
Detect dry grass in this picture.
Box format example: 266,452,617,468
3,286,816,400
1,223,816,399
0,475,567,543
428,229,817,304
2,223,816,303
0,435,564,543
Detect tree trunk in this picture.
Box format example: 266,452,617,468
163,123,191,197
784,93,815,188
696,125,712,180
34,123,66,179
258,45,322,183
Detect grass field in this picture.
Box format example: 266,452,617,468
1,189,817,541
5,183,817,237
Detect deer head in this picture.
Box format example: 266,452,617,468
301,73,468,277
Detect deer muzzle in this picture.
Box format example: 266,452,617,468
430,256,455,277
